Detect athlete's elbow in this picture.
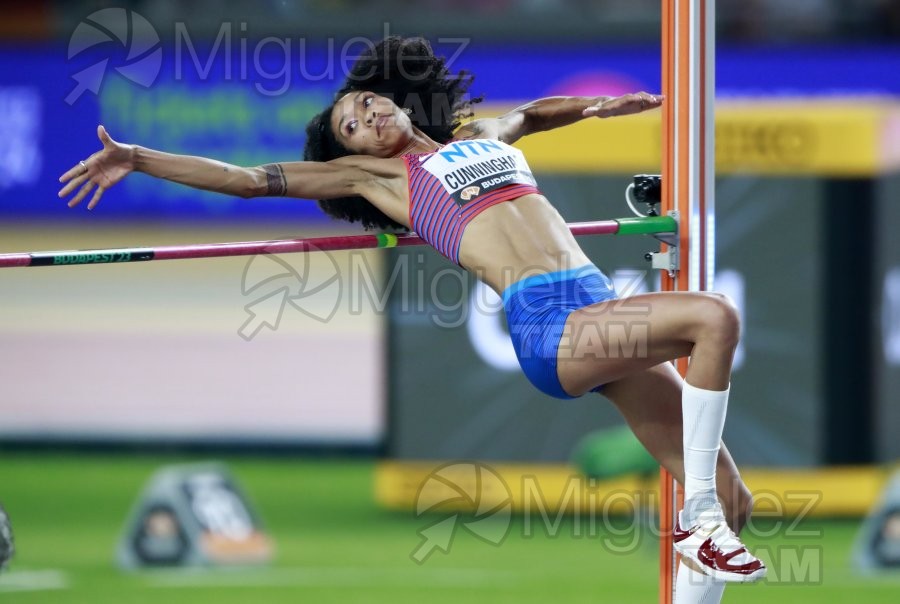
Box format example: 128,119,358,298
242,166,269,198
242,182,262,199
236,183,257,199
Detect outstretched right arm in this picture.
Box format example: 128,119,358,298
58,125,376,209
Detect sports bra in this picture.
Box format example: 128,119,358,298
403,138,541,265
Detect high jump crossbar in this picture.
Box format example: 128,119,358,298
0,216,676,268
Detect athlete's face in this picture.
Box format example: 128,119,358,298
330,91,413,157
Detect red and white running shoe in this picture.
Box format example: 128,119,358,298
673,503,767,583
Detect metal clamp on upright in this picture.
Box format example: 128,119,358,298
626,174,679,274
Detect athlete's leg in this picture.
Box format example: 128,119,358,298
674,562,726,604
558,291,739,518
602,363,756,598
600,363,752,532
557,291,739,395
561,292,765,581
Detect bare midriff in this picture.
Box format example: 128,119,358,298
456,193,593,295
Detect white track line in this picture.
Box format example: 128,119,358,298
0,569,69,592
146,566,521,589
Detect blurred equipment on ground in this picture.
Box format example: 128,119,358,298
854,468,900,572
117,462,272,569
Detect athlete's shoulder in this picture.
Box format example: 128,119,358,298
452,119,504,142
454,111,528,144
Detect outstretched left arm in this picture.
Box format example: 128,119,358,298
455,93,663,144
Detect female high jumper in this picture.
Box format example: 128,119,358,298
58,36,765,600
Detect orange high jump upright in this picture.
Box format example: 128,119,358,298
659,1,716,603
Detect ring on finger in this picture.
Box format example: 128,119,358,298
79,160,88,174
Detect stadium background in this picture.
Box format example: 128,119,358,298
1,0,899,601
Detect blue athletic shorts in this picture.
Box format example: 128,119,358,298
502,264,619,399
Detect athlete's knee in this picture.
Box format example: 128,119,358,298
698,292,741,349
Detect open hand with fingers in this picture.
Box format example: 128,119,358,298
58,125,135,210
582,92,664,118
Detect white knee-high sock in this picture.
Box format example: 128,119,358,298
674,562,726,604
682,380,729,520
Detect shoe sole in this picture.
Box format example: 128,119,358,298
674,543,768,584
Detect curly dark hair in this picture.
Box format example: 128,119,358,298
303,36,480,231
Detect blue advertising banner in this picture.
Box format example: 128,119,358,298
2,34,898,222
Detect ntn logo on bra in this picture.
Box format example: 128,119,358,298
421,138,537,203
437,139,505,163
